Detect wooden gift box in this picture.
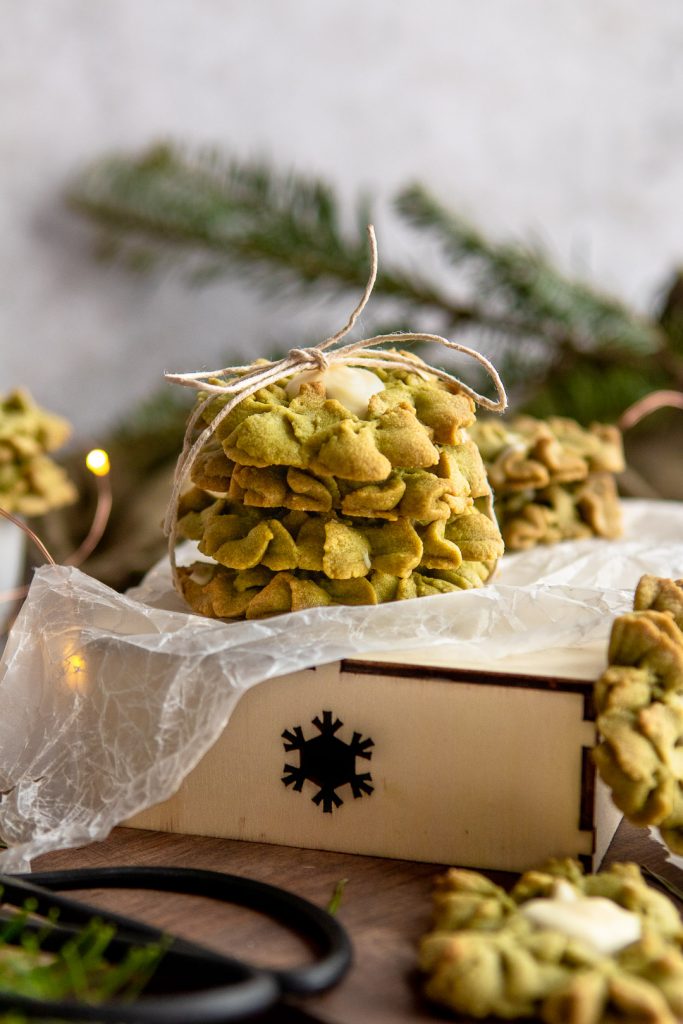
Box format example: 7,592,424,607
128,643,620,873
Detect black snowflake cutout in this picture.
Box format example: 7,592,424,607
281,710,374,813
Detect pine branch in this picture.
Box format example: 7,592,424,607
69,144,491,329
109,387,192,475
68,143,683,423
657,269,683,365
523,360,669,424
395,183,663,359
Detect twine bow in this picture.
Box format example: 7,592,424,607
164,225,507,578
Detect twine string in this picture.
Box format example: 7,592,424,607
287,348,330,371
164,225,507,579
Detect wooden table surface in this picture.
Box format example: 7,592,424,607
31,819,681,1023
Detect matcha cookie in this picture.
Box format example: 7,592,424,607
469,415,624,550
174,365,503,618
594,576,683,853
0,389,76,516
420,859,683,1022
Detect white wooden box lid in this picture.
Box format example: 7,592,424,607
347,640,605,682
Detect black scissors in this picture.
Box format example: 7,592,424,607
0,865,352,1022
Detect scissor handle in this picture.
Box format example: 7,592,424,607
0,864,352,1022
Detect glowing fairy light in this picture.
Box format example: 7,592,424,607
85,449,111,477
63,649,89,691
65,450,113,566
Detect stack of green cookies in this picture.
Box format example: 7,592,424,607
175,365,504,619
469,415,624,550
0,389,76,516
593,575,683,853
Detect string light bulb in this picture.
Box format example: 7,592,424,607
64,651,88,691
85,449,111,477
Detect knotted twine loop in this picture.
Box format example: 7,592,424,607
287,347,331,372
163,225,507,582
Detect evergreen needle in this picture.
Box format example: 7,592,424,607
67,143,683,423
327,879,349,916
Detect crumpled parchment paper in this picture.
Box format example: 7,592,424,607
651,829,683,871
0,498,682,871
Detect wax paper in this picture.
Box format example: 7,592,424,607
651,829,683,870
0,499,682,871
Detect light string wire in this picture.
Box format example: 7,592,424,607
0,506,56,568
618,389,683,431
0,469,113,613
163,225,508,580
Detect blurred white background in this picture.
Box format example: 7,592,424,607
2,0,682,435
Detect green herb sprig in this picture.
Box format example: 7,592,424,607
0,895,164,1023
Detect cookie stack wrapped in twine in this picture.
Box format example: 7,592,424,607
163,226,508,614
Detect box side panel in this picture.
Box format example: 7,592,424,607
593,776,623,868
129,663,597,872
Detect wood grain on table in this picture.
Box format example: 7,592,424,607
32,819,681,1024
